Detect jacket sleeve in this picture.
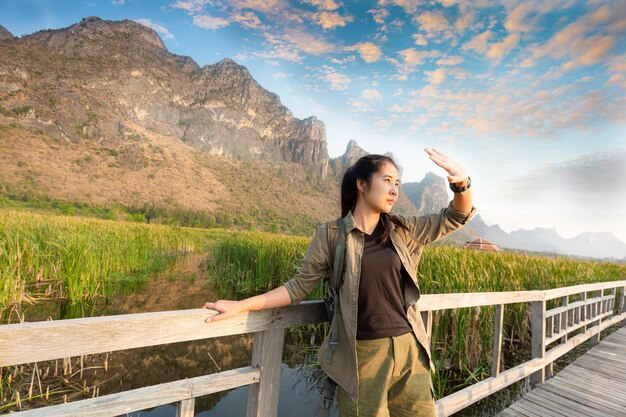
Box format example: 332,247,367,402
401,201,476,245
282,223,331,305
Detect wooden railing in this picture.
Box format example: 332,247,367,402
1,280,625,417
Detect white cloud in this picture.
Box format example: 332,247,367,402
462,30,493,54
272,72,292,79
437,55,463,65
302,0,340,10
361,89,383,100
112,0,125,5
389,103,413,113
519,6,620,69
281,28,337,55
231,11,267,30
347,42,382,63
348,98,374,112
415,10,451,34
313,11,353,29
325,72,351,90
368,7,389,25
486,33,520,62
193,15,231,29
134,18,175,40
329,55,356,64
505,150,626,214
412,33,428,46
427,68,446,85
170,0,209,13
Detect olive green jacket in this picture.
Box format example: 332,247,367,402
283,201,476,401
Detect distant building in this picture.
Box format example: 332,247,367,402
465,237,501,251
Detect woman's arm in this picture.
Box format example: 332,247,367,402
204,285,292,322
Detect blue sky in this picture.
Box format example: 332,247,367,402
1,0,625,243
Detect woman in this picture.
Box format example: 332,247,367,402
204,148,475,416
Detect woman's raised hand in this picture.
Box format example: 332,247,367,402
424,148,468,184
203,300,245,322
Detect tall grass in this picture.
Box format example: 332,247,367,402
209,232,626,396
0,210,215,320
209,231,313,297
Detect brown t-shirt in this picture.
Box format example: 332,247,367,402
357,219,413,340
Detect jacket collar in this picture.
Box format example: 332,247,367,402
341,210,398,234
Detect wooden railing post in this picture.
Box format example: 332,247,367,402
590,290,602,345
421,310,433,346
247,328,285,417
491,304,504,378
530,300,545,387
176,399,195,417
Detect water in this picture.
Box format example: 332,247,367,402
124,364,338,417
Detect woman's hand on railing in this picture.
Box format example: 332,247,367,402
203,286,293,323
203,300,246,322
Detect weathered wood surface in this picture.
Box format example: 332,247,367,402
0,302,328,367
497,325,626,417
9,366,260,417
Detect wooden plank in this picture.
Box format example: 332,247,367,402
248,328,284,417
492,304,504,377
557,366,626,398
508,401,543,417
560,296,568,345
520,391,586,417
9,366,260,417
176,399,195,417
543,281,626,300
530,389,608,417
0,302,327,367
511,396,566,417
418,290,544,311
541,380,626,416
530,300,545,387
550,370,626,406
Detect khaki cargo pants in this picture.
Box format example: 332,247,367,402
337,332,437,417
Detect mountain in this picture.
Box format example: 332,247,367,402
329,139,368,176
402,172,449,216
0,17,328,178
470,216,626,260
1,17,440,234
0,25,14,41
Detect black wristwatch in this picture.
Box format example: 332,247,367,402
450,176,471,193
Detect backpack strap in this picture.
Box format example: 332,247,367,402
321,217,346,414
325,217,346,363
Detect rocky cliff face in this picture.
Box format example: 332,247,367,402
0,25,14,41
329,139,369,176
0,17,328,178
402,172,450,215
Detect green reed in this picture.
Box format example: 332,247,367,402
209,231,626,397
209,231,314,297
0,209,214,319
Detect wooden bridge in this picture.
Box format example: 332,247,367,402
1,280,624,417
498,325,626,417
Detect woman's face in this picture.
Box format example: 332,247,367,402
358,162,400,214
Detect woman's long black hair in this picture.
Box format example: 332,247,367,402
341,154,407,244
